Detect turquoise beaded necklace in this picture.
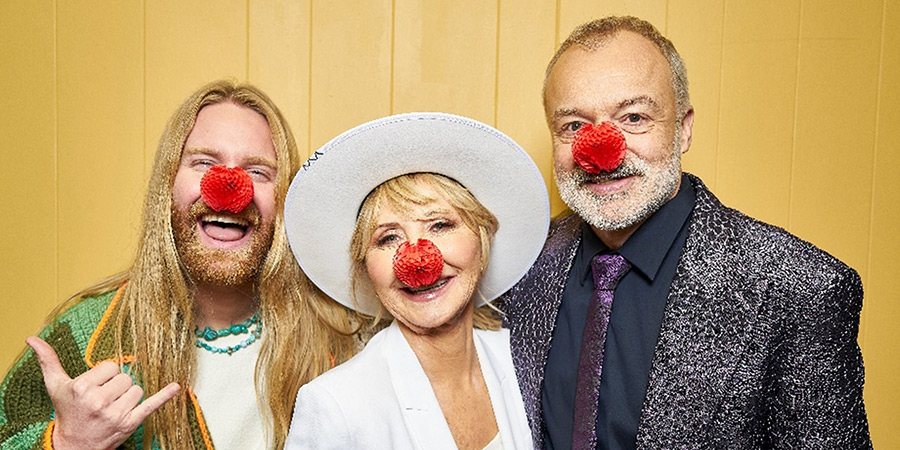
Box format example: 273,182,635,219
194,310,262,355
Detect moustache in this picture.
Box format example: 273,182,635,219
574,158,645,184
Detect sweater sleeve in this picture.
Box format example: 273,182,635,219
0,318,90,449
0,290,131,450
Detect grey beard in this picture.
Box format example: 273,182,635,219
555,130,682,231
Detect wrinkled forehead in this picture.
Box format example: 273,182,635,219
544,32,675,113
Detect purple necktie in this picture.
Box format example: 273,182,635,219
572,253,631,449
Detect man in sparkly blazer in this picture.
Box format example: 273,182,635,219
502,16,870,449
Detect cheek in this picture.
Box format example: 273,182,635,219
171,170,200,210
365,250,396,292
438,235,481,274
552,144,576,171
254,185,277,222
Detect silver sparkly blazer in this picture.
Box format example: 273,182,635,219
502,174,871,449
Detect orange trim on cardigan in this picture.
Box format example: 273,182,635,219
188,387,215,450
42,420,55,450
84,284,134,368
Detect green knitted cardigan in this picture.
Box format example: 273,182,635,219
0,287,213,450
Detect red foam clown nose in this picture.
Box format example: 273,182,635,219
393,239,444,288
200,165,255,213
571,122,627,174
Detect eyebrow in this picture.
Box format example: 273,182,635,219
372,208,455,230
551,95,664,121
551,107,580,121
618,95,663,113
182,147,277,169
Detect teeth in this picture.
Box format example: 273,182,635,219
408,278,447,293
202,214,248,226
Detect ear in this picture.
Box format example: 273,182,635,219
678,107,695,155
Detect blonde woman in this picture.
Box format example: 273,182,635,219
284,113,549,449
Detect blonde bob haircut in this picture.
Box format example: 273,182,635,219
349,172,501,330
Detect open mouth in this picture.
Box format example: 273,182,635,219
200,214,251,242
402,277,449,295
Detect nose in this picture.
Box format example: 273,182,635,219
572,121,627,173
200,165,255,213
392,239,444,288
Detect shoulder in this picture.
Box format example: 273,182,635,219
48,289,119,338
289,327,407,448
296,326,397,411
687,174,860,308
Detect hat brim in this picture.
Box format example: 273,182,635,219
284,112,550,316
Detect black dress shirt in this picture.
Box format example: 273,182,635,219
542,174,696,450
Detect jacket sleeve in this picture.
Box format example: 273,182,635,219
285,382,353,450
767,265,871,448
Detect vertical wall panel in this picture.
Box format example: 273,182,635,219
558,0,668,41
249,0,311,156
309,0,392,150
864,3,899,447
145,0,247,172
496,0,561,214
715,1,801,228
0,0,56,369
55,1,145,302
392,0,497,124
789,2,881,273
1,3,898,442
667,0,725,190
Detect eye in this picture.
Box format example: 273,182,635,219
192,159,216,171
617,112,654,134
555,120,588,141
564,122,585,133
430,220,457,233
374,232,402,248
246,167,274,182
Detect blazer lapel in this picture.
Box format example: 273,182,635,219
636,175,767,448
505,213,582,443
383,322,458,449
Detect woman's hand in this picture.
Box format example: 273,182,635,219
26,336,180,450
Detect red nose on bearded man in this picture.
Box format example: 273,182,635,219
572,121,627,174
200,165,255,213
393,239,444,288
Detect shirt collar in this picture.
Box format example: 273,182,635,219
576,174,696,284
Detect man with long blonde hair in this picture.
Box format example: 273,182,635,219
0,80,356,449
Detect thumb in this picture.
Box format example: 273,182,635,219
26,336,71,391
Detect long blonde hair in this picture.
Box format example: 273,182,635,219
54,80,356,449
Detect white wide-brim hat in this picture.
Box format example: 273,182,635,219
284,112,550,316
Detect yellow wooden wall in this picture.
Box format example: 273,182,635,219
1,0,896,445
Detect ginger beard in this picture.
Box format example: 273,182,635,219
171,198,275,287
555,126,682,231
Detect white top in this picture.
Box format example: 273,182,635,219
483,432,503,450
194,332,269,450
285,321,531,449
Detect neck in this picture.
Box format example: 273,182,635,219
398,308,480,385
194,281,259,328
592,222,642,250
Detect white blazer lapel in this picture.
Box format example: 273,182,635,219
383,322,458,449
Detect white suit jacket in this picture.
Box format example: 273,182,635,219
285,321,531,449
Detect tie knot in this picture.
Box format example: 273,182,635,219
590,253,630,290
